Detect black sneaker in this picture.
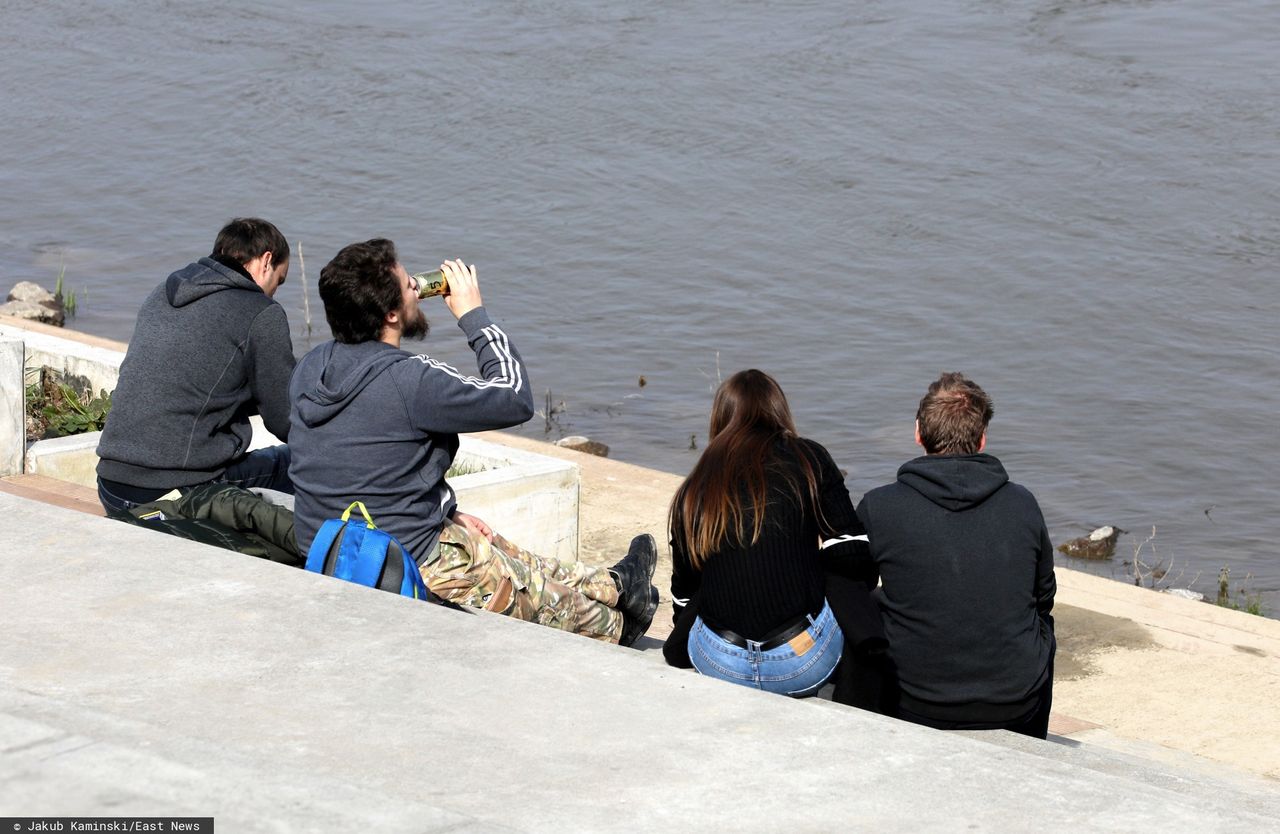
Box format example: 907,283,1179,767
609,533,659,646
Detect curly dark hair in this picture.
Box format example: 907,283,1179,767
318,238,402,344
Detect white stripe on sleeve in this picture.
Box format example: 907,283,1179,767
821,534,869,549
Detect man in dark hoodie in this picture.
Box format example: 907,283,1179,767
288,238,658,646
96,218,295,514
855,373,1056,738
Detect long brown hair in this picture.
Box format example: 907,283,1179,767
669,369,828,568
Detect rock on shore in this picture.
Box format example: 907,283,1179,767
2,281,65,326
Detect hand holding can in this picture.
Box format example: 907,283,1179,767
440,259,483,320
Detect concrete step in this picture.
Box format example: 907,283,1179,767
962,723,1280,819
632,630,1280,820
4,491,1279,830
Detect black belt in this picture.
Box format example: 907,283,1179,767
710,612,815,652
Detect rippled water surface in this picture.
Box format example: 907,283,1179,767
2,0,1277,609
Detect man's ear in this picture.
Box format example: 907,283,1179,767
914,420,923,448
243,252,272,285
978,431,987,453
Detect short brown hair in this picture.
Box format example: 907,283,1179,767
916,372,993,455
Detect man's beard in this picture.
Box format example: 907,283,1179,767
402,307,429,341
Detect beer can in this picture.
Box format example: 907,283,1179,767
411,269,449,299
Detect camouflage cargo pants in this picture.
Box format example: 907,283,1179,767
422,520,624,643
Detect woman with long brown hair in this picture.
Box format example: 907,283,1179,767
662,369,870,696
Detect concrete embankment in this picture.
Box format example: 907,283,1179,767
3,318,1278,824
3,491,1280,830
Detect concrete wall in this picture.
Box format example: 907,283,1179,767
0,323,589,558
23,431,100,485
0,338,23,476
25,431,579,560
454,435,580,561
0,321,125,395
5,320,580,561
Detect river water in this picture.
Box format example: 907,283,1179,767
2,0,1277,610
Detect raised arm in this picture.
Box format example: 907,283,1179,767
400,260,535,433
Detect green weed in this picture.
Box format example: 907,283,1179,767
53,262,80,317
25,367,111,438
1216,567,1265,617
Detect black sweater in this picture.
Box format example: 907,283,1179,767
856,453,1056,716
669,438,865,641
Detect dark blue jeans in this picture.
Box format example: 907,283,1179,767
97,445,293,515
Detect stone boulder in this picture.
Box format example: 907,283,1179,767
2,281,65,326
1056,525,1125,560
555,435,610,458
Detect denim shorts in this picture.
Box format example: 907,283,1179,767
688,601,844,698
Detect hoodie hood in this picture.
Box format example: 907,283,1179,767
165,257,262,307
294,340,404,427
897,452,1009,512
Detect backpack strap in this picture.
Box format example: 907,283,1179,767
400,552,431,599
305,518,347,573
342,501,377,527
350,525,392,587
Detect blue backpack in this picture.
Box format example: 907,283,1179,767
305,501,432,600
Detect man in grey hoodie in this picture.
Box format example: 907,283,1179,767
288,238,658,646
96,218,296,514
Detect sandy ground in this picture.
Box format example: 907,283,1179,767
478,430,1280,782
1059,642,1280,780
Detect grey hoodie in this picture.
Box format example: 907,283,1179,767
288,307,535,563
97,257,294,488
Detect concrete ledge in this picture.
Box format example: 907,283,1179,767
0,315,129,352
0,338,22,476
0,318,126,395
453,435,579,562
1056,568,1280,656
2,493,1278,830
24,431,100,486
0,474,101,515
23,430,580,562
962,727,1280,820
4,319,582,561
